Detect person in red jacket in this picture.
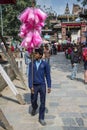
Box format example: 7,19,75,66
11,45,14,52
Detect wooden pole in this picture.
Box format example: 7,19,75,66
31,0,36,89
31,52,34,89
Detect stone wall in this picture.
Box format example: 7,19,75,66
0,64,16,91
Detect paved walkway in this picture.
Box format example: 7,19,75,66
1,52,87,130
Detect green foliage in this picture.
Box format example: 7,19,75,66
77,0,87,20
1,0,33,40
77,0,87,6
0,0,55,40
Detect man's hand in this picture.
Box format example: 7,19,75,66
31,87,34,94
48,88,51,93
72,63,74,68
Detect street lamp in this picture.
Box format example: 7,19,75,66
0,5,3,36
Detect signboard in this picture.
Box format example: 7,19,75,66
0,0,16,4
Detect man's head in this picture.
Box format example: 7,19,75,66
34,48,43,60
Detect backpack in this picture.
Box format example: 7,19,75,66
73,52,79,63
82,48,87,61
71,51,79,63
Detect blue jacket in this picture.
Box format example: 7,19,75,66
28,60,51,89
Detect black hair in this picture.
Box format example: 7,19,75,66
0,55,2,58
35,48,43,56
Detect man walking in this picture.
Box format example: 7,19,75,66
28,48,51,126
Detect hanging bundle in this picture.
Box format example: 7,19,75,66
18,7,47,53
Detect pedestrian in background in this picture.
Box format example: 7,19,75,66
28,48,51,126
43,44,51,65
70,46,80,80
24,49,31,76
82,43,87,84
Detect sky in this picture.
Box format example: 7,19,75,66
36,0,82,15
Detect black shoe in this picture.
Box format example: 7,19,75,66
31,109,36,116
39,119,46,126
84,82,87,85
70,77,74,80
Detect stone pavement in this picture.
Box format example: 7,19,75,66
1,52,87,130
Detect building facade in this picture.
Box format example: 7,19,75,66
43,3,87,44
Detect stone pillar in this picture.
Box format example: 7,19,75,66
62,25,66,40
81,22,86,43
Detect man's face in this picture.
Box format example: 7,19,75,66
34,52,41,60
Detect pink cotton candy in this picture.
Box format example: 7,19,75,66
34,15,40,25
18,32,25,38
35,8,47,22
21,34,32,48
21,40,28,48
19,24,29,37
20,24,26,31
25,31,33,43
18,7,30,23
21,39,28,48
39,22,44,27
27,9,35,24
32,31,42,47
20,24,28,32
29,41,34,48
27,47,33,53
18,7,47,52
34,41,42,48
19,23,35,37
35,25,42,33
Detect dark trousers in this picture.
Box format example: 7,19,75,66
31,85,46,120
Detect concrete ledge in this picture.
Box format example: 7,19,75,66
0,64,16,91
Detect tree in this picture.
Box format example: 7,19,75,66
77,0,87,6
38,5,57,28
1,0,35,40
77,0,87,19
